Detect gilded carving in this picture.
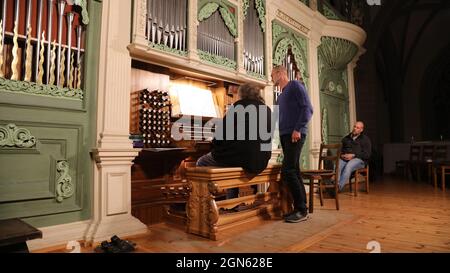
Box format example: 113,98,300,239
11,21,19,81
0,20,4,78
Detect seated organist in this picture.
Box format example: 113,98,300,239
196,83,273,198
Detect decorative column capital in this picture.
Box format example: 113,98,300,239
132,0,148,45
92,148,141,166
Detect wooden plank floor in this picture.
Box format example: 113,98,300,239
40,176,450,253
301,176,450,253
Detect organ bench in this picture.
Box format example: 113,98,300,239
185,165,288,240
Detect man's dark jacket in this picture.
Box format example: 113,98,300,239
212,99,272,174
341,133,372,163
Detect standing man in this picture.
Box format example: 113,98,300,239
338,121,371,191
271,66,313,223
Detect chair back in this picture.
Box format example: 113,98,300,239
409,145,421,161
318,143,342,183
422,145,434,162
434,145,448,162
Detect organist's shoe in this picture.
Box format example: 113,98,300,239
285,211,310,223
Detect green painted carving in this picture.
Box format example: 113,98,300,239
198,1,237,37
318,52,324,79
302,154,307,169
0,78,83,100
148,42,188,57
328,81,336,92
219,7,237,37
336,84,343,94
319,37,358,70
56,160,74,203
299,0,309,7
247,71,267,80
344,112,349,133
322,108,328,144
0,124,36,148
272,22,309,80
243,0,250,20
277,153,283,164
342,70,348,90
273,37,309,87
322,4,340,20
198,50,237,70
73,0,89,25
255,0,266,32
318,37,355,96
198,2,220,21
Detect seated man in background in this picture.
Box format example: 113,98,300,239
338,121,372,191
196,83,273,198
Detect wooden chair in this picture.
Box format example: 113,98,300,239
406,145,421,181
349,165,369,196
419,145,434,182
433,163,450,192
302,143,342,213
432,145,449,191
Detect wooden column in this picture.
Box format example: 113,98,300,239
88,0,147,243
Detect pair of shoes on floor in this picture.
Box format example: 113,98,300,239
284,211,310,223
96,235,136,253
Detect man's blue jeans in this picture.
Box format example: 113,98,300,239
338,158,365,191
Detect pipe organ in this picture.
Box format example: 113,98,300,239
197,9,235,61
0,0,86,90
146,0,188,51
130,60,243,226
243,0,264,77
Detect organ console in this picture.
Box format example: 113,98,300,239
130,60,243,227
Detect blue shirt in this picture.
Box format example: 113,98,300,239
277,80,313,136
